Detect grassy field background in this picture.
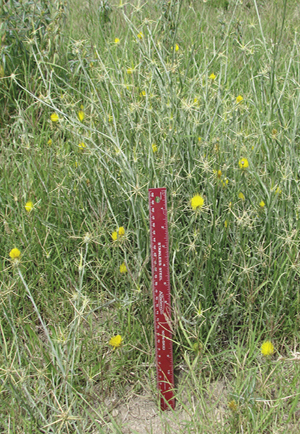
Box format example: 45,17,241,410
1,0,300,432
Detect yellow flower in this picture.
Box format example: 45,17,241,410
127,67,133,74
78,110,85,122
114,38,120,44
9,248,21,259
261,341,274,357
152,143,158,153
275,187,282,195
175,43,179,52
236,95,243,103
198,137,202,142
238,158,249,169
120,262,127,273
47,139,52,146
238,192,245,201
118,227,125,236
25,201,34,212
224,220,228,228
259,200,265,208
217,169,222,178
191,195,204,211
78,142,86,150
109,334,123,349
112,227,125,240
228,400,238,412
137,32,144,39
50,113,59,122
209,73,216,80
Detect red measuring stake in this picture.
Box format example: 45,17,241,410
149,188,175,411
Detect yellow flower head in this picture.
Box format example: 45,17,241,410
238,158,249,169
120,262,127,273
209,73,216,80
109,334,123,350
114,38,120,44
217,169,222,178
236,95,243,103
228,400,238,412
261,341,274,357
25,201,34,212
259,200,265,208
112,227,125,240
137,32,144,39
175,43,179,52
9,248,21,260
191,195,204,211
78,110,85,122
238,192,245,201
118,226,125,236
224,220,228,228
78,142,86,150
127,67,133,74
47,139,52,146
152,143,158,153
50,113,59,122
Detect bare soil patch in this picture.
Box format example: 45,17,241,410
103,379,228,434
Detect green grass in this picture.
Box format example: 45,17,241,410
1,0,300,432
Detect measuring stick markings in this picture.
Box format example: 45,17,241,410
149,188,175,411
